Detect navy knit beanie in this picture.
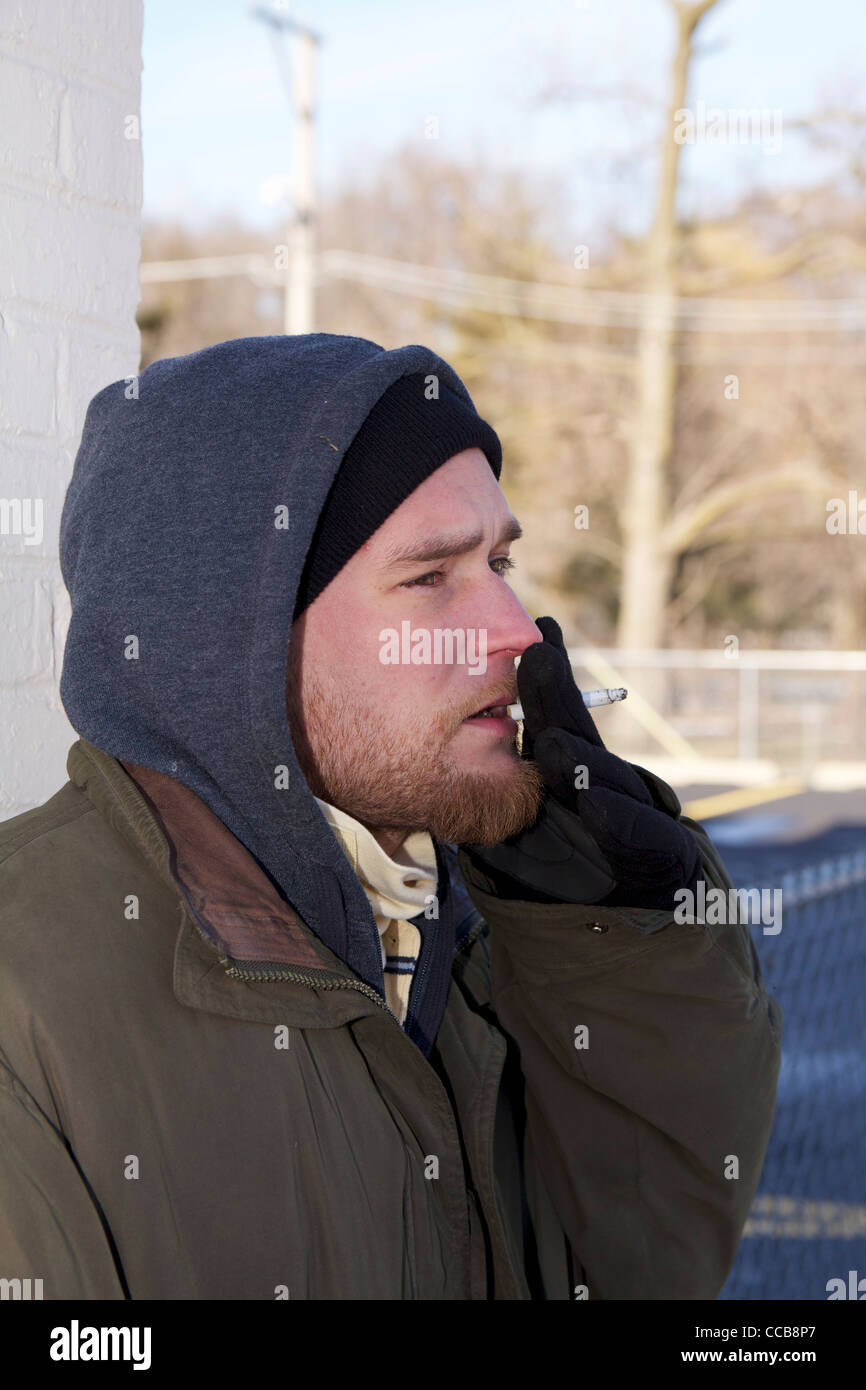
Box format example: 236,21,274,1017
292,369,502,619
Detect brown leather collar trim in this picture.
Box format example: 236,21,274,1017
120,760,329,973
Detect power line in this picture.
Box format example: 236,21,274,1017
139,248,866,333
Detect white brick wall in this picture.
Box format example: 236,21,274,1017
0,0,143,817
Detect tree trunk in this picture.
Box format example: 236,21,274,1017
616,1,719,652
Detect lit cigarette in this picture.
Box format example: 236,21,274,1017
507,688,627,721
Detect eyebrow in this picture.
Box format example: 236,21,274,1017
376,514,524,570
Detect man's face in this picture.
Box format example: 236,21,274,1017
285,448,546,847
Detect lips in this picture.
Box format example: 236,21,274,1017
464,695,516,720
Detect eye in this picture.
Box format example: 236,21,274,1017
401,557,516,589
402,571,442,588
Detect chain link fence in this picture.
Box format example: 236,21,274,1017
718,830,866,1300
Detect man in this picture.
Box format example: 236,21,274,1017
0,333,781,1299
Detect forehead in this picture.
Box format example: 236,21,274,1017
369,448,508,547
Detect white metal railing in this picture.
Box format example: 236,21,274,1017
565,648,866,767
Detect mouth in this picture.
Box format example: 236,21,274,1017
462,696,518,733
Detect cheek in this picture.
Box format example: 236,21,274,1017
308,587,456,722
302,595,365,691
361,623,458,721
303,593,400,703
383,660,447,712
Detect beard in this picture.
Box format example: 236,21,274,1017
286,652,545,847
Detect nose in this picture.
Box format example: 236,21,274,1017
483,581,544,660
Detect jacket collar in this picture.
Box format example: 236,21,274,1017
66,739,484,1041
67,739,353,980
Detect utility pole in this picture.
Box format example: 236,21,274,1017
251,4,321,334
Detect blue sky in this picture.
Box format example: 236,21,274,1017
141,0,863,243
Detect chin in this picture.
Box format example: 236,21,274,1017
429,746,545,847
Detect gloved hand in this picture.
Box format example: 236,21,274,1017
460,617,702,910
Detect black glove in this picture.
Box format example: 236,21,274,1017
460,617,702,910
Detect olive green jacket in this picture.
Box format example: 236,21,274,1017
0,739,781,1299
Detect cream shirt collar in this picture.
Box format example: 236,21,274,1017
313,797,438,927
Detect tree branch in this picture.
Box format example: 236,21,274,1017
671,0,726,36
677,231,853,293
661,463,836,555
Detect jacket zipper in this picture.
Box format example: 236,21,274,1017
228,931,489,1298
225,914,486,1003
224,961,401,1024
453,913,486,958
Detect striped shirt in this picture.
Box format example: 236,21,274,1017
313,798,439,1027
